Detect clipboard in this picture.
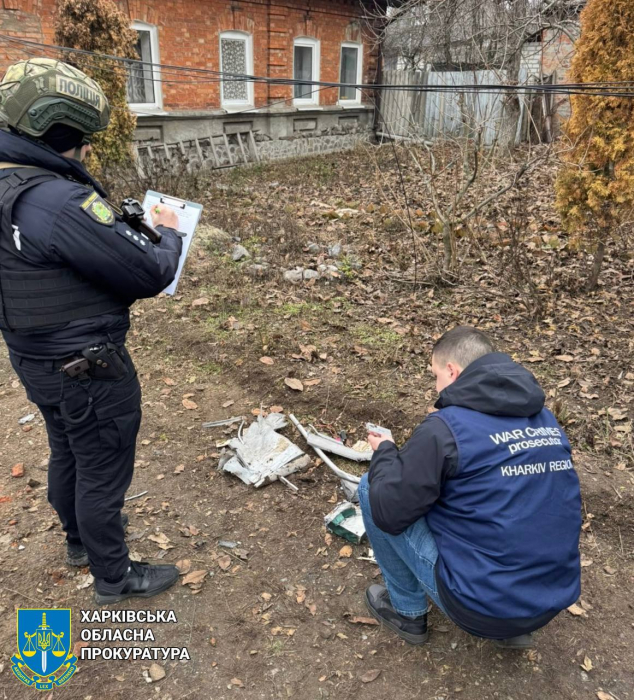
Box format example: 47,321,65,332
142,190,203,295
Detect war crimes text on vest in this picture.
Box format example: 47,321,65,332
489,426,563,455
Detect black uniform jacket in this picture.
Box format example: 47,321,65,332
0,129,182,358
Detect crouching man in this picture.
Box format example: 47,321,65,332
360,326,581,648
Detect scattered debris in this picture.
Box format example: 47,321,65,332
18,414,35,425
219,540,238,549
289,415,361,500
11,463,24,478
125,490,148,502
202,416,244,429
328,242,343,258
221,413,309,487
279,475,299,492
325,502,366,544
307,431,372,462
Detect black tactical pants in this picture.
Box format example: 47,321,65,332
9,348,141,581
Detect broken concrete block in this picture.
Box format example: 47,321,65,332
283,268,304,283
232,244,250,261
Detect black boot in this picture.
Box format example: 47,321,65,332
365,584,429,645
66,513,130,567
94,561,180,605
494,634,534,649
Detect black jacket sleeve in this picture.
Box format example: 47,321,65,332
367,415,458,535
49,186,183,300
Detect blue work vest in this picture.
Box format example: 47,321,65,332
427,405,581,619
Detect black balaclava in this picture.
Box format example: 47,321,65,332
40,123,86,158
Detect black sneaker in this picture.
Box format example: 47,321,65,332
93,561,180,605
494,634,534,649
365,584,429,645
65,513,130,567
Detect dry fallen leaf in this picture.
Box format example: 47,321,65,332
163,377,176,386
360,669,381,683
176,559,192,574
182,398,198,410
182,570,208,586
191,297,210,307
567,603,586,617
222,400,235,408
230,678,244,688
218,554,232,571
339,545,353,558
284,377,304,392
261,592,272,601
348,616,379,626
304,378,322,387
259,356,275,366
597,692,615,700
270,405,284,413
580,655,593,672
174,464,185,474
555,354,575,362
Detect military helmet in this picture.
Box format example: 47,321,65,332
0,58,110,139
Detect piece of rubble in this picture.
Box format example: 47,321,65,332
328,243,342,258
283,268,304,283
18,414,35,425
303,269,320,281
306,242,320,254
202,416,244,429
232,244,250,261
325,502,366,544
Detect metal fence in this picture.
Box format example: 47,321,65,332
378,69,552,145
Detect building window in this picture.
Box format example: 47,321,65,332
339,42,362,104
127,21,162,110
293,37,320,106
220,31,253,108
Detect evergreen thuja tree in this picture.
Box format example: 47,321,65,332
55,0,139,171
555,0,634,290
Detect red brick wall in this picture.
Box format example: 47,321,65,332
0,0,378,112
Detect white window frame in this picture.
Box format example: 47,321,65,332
338,42,363,106
293,37,320,107
219,30,254,111
128,20,163,112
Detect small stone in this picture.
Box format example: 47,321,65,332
27,478,41,488
231,244,250,261
11,463,24,478
327,243,342,258
247,264,268,276
303,269,320,281
306,242,320,254
283,268,304,284
148,663,165,682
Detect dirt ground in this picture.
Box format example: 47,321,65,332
0,147,633,700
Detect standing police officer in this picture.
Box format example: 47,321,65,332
0,58,183,605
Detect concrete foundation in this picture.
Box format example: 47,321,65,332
134,105,375,162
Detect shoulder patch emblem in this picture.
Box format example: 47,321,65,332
80,192,115,226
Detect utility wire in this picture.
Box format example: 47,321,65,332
2,34,634,98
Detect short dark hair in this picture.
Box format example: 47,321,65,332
432,326,495,369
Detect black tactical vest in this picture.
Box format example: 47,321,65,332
0,166,128,332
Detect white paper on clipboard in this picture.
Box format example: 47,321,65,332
142,190,203,295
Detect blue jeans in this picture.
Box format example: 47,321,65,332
358,473,446,618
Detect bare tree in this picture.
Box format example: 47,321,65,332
375,0,584,149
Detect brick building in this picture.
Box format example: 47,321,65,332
0,0,385,160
